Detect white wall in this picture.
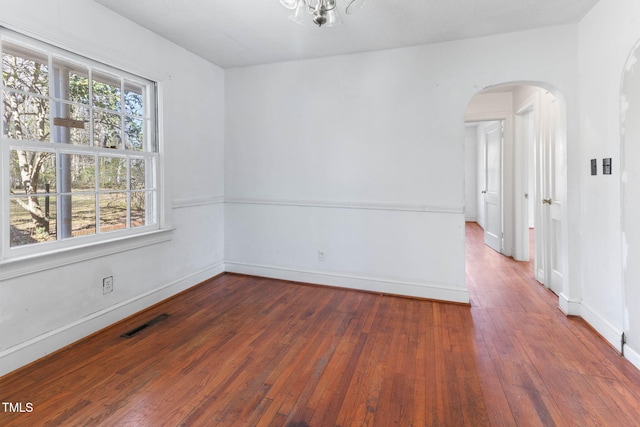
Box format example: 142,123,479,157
579,0,640,363
0,0,225,376
225,25,579,304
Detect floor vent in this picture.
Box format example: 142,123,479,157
121,313,170,338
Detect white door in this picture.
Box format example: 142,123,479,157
535,93,564,295
483,121,503,253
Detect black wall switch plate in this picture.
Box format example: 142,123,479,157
603,158,612,175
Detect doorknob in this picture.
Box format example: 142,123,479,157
542,198,552,204
481,190,487,194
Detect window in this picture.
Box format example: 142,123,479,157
1,30,160,261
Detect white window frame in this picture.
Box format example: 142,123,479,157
0,29,171,280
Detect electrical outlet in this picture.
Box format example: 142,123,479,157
318,250,326,262
103,276,113,294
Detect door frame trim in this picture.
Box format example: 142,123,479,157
466,111,513,257
514,97,537,262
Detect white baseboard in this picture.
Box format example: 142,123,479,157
580,301,624,353
554,295,640,369
224,261,469,304
623,342,640,371
0,261,224,378
559,292,581,316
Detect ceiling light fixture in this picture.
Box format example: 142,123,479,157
279,0,366,27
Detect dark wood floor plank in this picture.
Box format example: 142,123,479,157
334,297,391,426
2,223,640,426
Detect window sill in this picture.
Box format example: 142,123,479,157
0,228,174,281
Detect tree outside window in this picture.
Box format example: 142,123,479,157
2,35,157,250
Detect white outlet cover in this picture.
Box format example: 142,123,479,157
103,276,114,294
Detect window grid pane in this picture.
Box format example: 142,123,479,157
10,149,56,194
3,90,51,141
131,190,153,228
10,195,57,247
2,31,157,252
92,72,121,112
64,193,96,238
2,46,49,96
99,192,128,233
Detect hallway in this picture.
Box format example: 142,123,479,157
466,223,553,313
465,221,640,424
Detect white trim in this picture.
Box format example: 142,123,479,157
465,111,512,123
558,292,581,316
224,197,464,214
477,217,485,229
0,228,173,281
624,343,640,371
513,97,536,261
173,196,224,209
0,261,224,377
224,261,469,304
580,301,624,353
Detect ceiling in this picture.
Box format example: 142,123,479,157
93,0,599,69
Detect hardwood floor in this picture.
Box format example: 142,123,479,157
2,222,640,426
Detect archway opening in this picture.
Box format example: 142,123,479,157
464,82,568,298
621,40,640,360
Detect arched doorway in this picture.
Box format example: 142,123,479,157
621,40,640,364
464,82,568,296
